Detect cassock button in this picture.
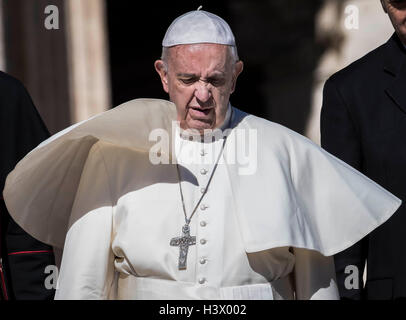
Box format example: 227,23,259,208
200,221,207,227
200,204,209,210
200,258,207,264
200,168,208,175
200,187,206,194
198,278,206,284
200,150,206,156
200,239,207,245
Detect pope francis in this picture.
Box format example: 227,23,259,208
2,9,402,300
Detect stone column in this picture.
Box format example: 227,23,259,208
2,0,111,134
305,0,394,144
2,0,71,134
64,0,111,123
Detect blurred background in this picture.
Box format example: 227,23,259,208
0,0,394,144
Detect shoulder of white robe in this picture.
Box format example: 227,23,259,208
226,112,401,256
3,102,401,254
2,98,177,248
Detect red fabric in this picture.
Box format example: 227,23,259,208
8,250,53,256
0,259,8,300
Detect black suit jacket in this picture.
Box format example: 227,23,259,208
0,71,55,300
321,34,406,299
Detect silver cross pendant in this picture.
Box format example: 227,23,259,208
170,224,196,270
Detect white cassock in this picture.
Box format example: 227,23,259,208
2,99,401,300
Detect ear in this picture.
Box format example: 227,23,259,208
154,60,169,93
230,60,244,94
381,0,388,13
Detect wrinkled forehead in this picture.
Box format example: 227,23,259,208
167,44,232,71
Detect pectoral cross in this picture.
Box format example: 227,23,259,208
170,224,196,270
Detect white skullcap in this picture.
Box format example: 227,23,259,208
162,7,236,47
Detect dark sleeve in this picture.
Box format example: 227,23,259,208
0,74,50,188
0,75,55,300
320,77,368,300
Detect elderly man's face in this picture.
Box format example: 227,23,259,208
155,44,243,132
382,0,406,44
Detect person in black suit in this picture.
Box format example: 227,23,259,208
0,71,55,300
321,0,406,300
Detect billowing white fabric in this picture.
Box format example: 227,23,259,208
2,98,401,299
162,10,236,47
3,99,177,248
56,118,337,299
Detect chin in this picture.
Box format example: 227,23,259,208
186,120,214,132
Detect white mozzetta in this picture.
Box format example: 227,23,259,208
3,99,401,299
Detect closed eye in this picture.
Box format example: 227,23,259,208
177,75,226,86
207,77,226,86
179,78,198,85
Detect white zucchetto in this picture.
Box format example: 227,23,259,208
162,8,236,47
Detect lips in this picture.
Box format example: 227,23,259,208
188,106,213,117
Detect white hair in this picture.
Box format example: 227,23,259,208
160,45,239,72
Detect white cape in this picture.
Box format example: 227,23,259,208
2,98,402,255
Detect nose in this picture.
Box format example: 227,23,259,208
194,81,211,102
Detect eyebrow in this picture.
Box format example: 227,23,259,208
176,73,198,78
